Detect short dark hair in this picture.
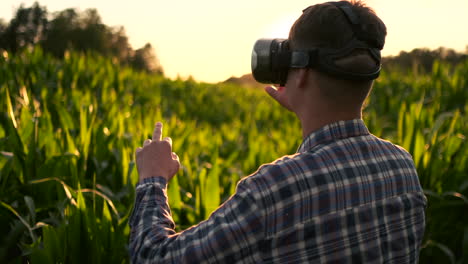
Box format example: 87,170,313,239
289,0,387,73
288,0,387,107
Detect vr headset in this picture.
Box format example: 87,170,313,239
251,1,383,86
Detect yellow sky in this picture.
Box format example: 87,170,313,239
2,0,468,83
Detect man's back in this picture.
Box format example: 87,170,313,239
243,119,426,263
129,119,426,263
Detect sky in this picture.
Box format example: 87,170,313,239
1,0,468,83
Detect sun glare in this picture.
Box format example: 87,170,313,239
262,14,298,39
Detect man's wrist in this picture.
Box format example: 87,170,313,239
136,176,168,190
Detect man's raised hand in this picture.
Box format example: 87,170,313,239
264,86,293,111
136,122,180,182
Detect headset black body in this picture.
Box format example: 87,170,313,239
251,1,383,86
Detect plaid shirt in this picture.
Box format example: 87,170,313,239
129,119,426,263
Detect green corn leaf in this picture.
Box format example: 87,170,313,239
42,225,61,262
397,103,406,144
29,177,77,206
204,156,220,219
5,86,17,129
0,200,36,242
413,130,425,168
80,188,119,219
24,196,36,224
168,174,182,210
102,198,112,222
196,168,207,220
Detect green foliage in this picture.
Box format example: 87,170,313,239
0,48,467,263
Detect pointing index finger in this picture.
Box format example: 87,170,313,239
153,122,162,141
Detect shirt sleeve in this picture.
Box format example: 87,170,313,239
129,176,264,264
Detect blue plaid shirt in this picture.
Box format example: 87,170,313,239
129,119,426,263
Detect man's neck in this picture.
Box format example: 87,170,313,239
298,108,362,139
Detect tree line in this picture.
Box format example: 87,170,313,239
382,46,468,73
0,2,163,74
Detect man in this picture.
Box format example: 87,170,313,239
129,1,427,263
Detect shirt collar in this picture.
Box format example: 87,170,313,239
297,119,370,153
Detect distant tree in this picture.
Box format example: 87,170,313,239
0,2,163,74
42,8,132,63
436,47,467,66
0,2,48,52
382,47,467,73
0,19,6,33
131,43,163,74
41,8,79,57
0,19,5,49
74,9,107,54
107,26,132,64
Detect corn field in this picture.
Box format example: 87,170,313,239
0,48,467,263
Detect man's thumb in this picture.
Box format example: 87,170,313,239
265,86,279,100
264,86,293,111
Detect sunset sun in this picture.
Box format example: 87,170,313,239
262,14,298,39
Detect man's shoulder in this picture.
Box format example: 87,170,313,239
301,132,415,165
238,152,315,191
367,134,415,160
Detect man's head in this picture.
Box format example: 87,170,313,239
286,0,386,112
289,1,386,51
